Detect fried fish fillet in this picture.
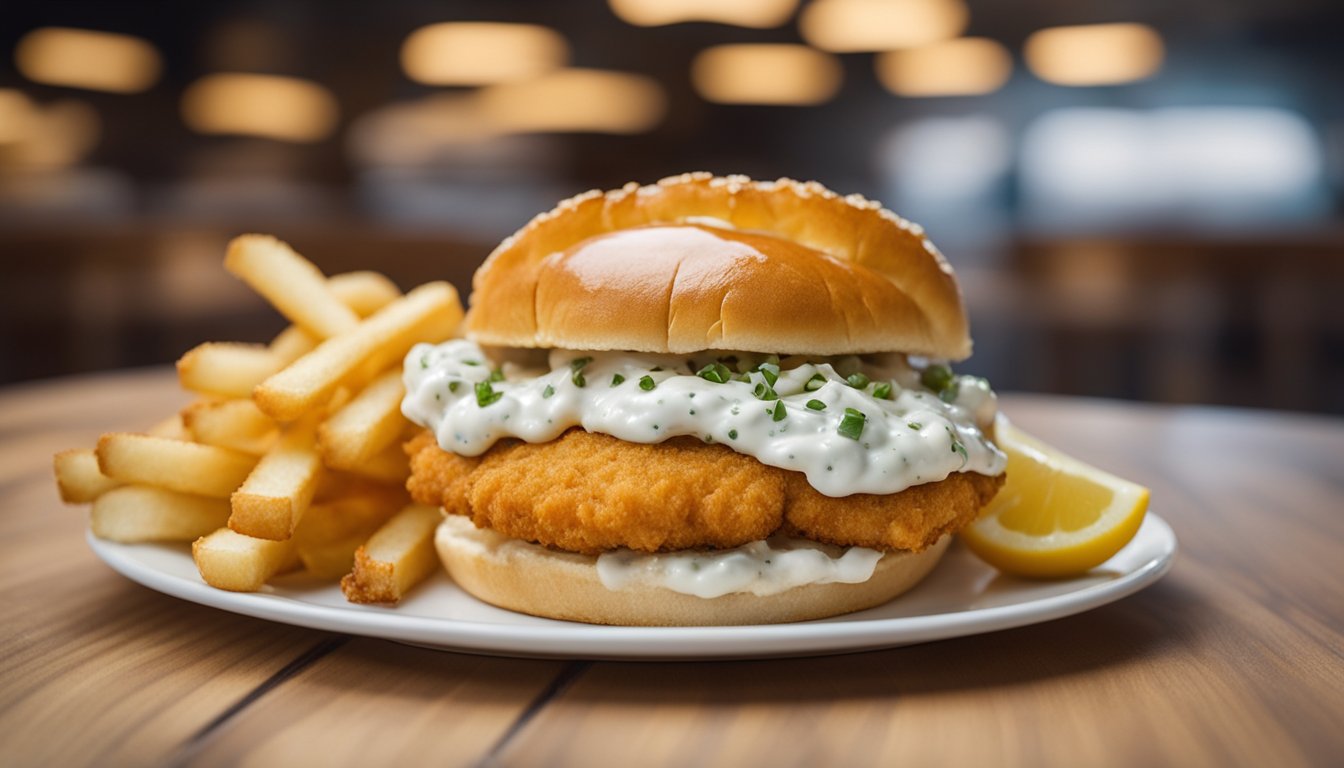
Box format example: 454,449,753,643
405,429,1003,555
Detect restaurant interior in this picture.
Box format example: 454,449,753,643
2,0,1341,414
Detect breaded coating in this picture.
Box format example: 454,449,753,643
470,431,786,554
782,471,1004,552
405,430,483,513
406,429,1002,555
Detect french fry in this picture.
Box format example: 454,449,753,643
147,413,191,440
96,433,256,498
92,486,230,542
229,423,323,541
294,492,405,579
183,399,277,455
254,281,461,421
177,342,282,398
193,527,298,592
54,449,122,503
267,325,317,364
225,235,361,339
340,505,442,604
319,370,406,469
336,442,410,484
328,271,402,317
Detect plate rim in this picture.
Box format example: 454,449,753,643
87,514,1177,660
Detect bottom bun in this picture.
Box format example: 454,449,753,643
435,515,950,626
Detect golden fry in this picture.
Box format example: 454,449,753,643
176,342,282,399
97,433,256,498
327,271,402,317
229,424,323,540
53,449,122,503
319,370,406,469
254,282,461,421
225,234,360,339
183,398,276,455
340,505,442,604
92,485,230,542
193,527,298,592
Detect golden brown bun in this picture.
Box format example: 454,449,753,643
435,515,949,626
467,173,972,360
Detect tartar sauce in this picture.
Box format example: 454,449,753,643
402,340,1006,497
595,536,884,598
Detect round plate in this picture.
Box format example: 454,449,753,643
87,513,1176,660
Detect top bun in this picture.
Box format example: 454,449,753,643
466,173,972,359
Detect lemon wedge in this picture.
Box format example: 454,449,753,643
960,416,1150,578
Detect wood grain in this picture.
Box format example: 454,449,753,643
3,371,1342,768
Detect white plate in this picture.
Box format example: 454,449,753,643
88,514,1176,660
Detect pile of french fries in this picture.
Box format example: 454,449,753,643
53,235,461,604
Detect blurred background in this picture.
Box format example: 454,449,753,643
1,0,1341,413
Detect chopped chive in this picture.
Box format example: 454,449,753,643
610,373,626,387
805,373,827,392
872,381,893,400
946,426,969,465
838,408,867,440
463,360,481,366
758,362,780,387
752,381,779,401
907,421,922,430
542,384,555,399
696,362,732,383
920,364,953,393
771,401,787,422
489,369,505,383
639,375,656,391
448,381,460,393
846,372,870,389
419,354,430,369
568,357,591,388
475,380,502,407
806,399,827,411
728,429,738,440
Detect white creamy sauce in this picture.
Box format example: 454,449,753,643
402,339,1006,497
595,536,884,598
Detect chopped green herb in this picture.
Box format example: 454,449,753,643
771,401,787,422
946,426,969,466
697,362,732,383
758,362,780,387
489,369,505,383
463,360,481,366
728,429,738,440
475,380,502,407
921,364,953,393
419,354,429,369
907,421,922,430
806,399,827,411
838,408,867,440
846,372,870,389
752,381,779,401
804,373,827,392
610,373,625,387
568,356,592,387
639,375,656,391
872,381,893,400
734,372,752,382
542,384,555,399
449,381,460,393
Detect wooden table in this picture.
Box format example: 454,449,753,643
3,369,1341,767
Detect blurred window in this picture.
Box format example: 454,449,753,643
1020,107,1328,229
